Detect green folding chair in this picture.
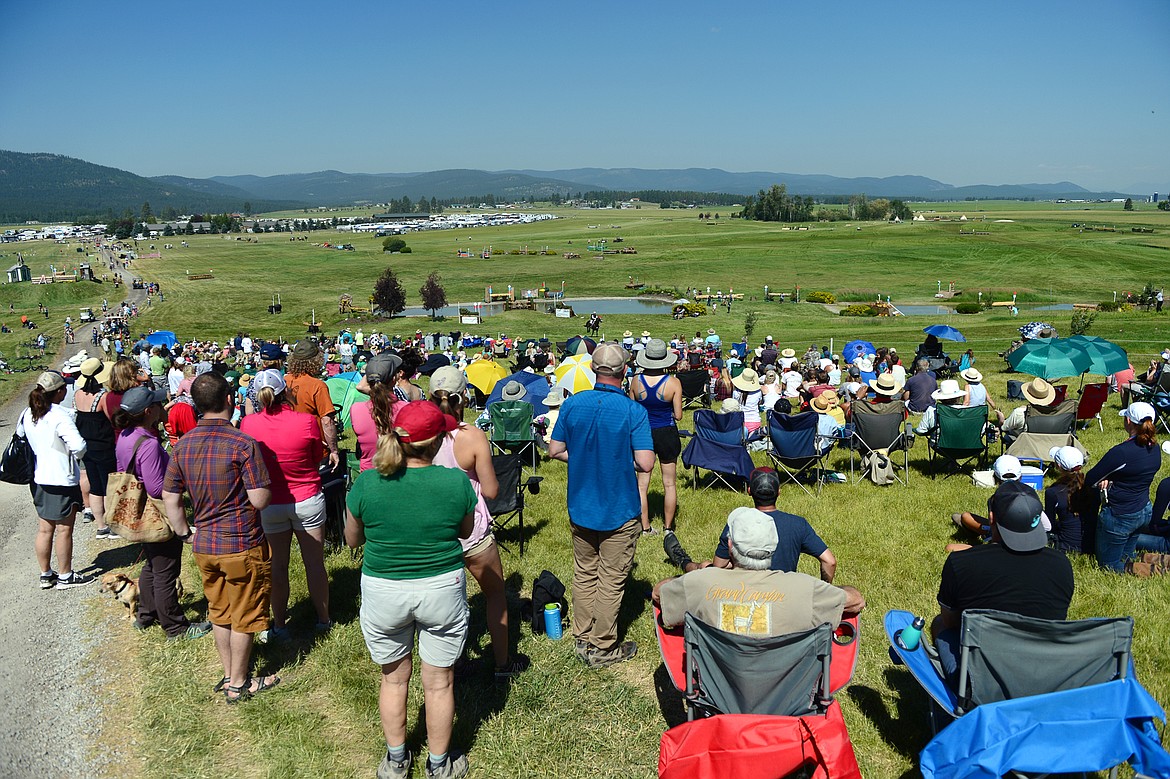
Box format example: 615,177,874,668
488,400,538,469
929,404,989,479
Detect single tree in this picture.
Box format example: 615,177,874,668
373,267,406,317
382,236,407,253
162,224,175,236
243,201,253,216
419,271,448,320
1124,198,1134,211
141,201,153,222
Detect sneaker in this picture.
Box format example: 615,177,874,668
425,753,468,779
376,750,412,779
586,640,638,668
55,571,95,589
95,527,120,540
257,626,291,644
662,530,693,570
81,508,96,524
641,526,658,536
39,571,58,590
574,639,592,664
168,620,212,641
494,654,531,681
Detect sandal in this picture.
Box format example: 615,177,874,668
213,676,229,693
244,673,281,695
224,684,252,704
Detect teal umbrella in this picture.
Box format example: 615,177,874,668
1007,337,1092,380
1066,335,1129,376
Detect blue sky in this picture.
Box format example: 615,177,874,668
1,1,1167,192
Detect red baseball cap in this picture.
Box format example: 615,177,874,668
395,400,458,442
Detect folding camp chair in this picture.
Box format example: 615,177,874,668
1049,384,1068,406
766,410,833,496
676,369,710,410
885,609,1170,779
928,405,989,479
1076,382,1109,431
680,409,756,491
483,453,542,555
655,606,862,779
1005,399,1086,465
319,458,349,552
849,399,910,485
487,400,538,469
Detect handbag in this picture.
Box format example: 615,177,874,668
0,411,36,485
106,436,174,543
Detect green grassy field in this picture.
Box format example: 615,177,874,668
6,203,1170,777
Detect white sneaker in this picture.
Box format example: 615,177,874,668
81,509,96,524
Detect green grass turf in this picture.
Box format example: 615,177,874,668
14,201,1167,777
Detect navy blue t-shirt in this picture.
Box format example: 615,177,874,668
715,509,828,571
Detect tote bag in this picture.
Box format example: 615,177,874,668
106,436,174,543
0,411,36,485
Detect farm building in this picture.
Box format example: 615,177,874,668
6,256,31,283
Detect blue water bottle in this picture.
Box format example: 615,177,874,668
543,603,563,640
897,616,926,651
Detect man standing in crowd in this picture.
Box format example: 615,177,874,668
163,372,279,703
549,343,654,668
931,480,1074,688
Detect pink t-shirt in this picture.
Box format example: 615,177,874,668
433,425,493,551
350,401,378,472
240,406,323,504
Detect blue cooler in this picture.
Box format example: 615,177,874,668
1020,465,1045,492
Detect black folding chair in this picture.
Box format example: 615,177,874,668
484,453,542,555
676,370,710,410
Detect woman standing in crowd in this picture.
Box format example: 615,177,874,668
114,385,211,639
1086,402,1161,573
630,340,683,535
429,366,529,678
20,372,92,589
240,369,331,636
72,358,118,540
350,351,404,472
393,348,426,402
346,401,474,779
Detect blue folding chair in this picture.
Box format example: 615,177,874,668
885,609,1170,779
766,411,833,496
681,409,756,491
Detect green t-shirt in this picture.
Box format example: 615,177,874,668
149,354,168,375
347,465,475,580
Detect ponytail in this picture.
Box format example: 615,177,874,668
1136,419,1158,448
28,386,52,423
256,386,287,414
430,389,464,422
1056,467,1085,503
370,381,398,435
373,429,442,476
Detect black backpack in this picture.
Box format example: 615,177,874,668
1,412,36,486
530,570,568,635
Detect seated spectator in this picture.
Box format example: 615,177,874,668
996,377,1055,445
903,359,938,414
810,392,844,453
958,348,975,373
663,467,840,579
914,379,969,440
731,368,763,435
916,333,944,360
760,370,781,412
827,356,842,387
780,364,804,400
961,368,995,411
1046,445,1093,555
864,373,904,412
655,504,864,635
778,348,797,371
931,480,1074,688
949,455,1052,550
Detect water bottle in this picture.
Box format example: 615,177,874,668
897,616,926,651
543,603,563,640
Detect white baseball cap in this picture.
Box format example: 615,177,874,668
1120,402,1156,424
993,454,1022,480
1048,445,1085,471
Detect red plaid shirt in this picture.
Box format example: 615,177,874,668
163,418,271,556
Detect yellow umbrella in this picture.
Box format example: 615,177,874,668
555,361,596,394
465,359,508,394
555,353,592,380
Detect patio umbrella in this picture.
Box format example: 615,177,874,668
465,359,508,394
923,324,966,342
842,340,875,364
417,353,450,376
554,361,596,395
1019,321,1057,340
485,370,550,416
565,335,596,356
1066,335,1129,376
1007,338,1092,380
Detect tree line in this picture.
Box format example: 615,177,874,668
738,184,913,222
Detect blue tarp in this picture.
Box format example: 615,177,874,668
145,330,177,348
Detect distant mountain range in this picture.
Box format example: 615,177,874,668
0,149,1143,223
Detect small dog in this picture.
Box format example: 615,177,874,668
99,572,140,620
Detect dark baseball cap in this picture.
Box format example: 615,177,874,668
989,479,1048,552
748,467,780,505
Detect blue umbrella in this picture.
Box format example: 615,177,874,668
145,330,177,348
484,370,550,416
923,324,966,342
843,340,875,364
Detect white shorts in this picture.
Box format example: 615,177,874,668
260,492,326,534
359,569,468,668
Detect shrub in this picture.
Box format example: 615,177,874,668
839,304,878,317
400,246,411,253
806,290,837,304
1097,301,1121,312
381,237,407,253
1070,309,1097,336
954,302,982,314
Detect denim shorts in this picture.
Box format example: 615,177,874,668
360,569,468,667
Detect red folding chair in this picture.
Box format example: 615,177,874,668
1049,384,1068,406
1076,382,1109,431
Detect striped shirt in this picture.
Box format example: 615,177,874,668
163,418,270,556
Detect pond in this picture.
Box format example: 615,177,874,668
896,304,957,316
399,296,677,318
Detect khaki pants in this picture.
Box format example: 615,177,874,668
570,518,640,652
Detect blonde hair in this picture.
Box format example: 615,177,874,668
429,389,465,422
372,429,442,475
256,385,287,413
109,358,139,393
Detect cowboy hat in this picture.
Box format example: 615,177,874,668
501,380,527,401
732,368,761,393
641,330,651,337
868,373,904,396
932,379,966,401
544,387,570,407
635,339,677,370
780,348,796,358
707,328,717,335
960,367,983,383
810,390,839,413
622,330,633,338
1021,377,1056,406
